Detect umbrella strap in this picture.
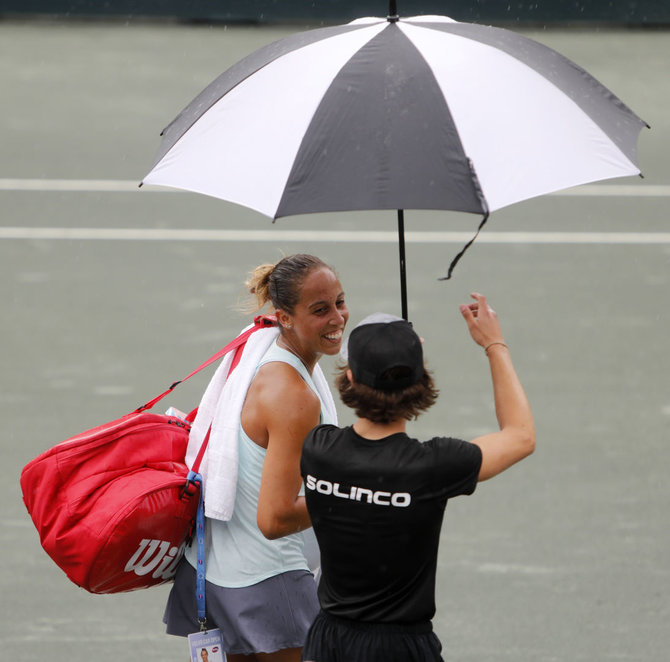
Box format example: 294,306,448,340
439,211,490,281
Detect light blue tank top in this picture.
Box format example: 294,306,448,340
185,340,334,587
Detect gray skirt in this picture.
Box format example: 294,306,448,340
163,559,320,655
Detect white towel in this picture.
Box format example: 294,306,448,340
185,324,338,521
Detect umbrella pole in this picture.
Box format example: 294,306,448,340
397,209,408,320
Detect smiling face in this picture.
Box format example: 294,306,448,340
276,266,348,370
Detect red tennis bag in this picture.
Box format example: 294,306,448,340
20,316,275,594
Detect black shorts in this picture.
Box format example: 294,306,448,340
301,611,444,662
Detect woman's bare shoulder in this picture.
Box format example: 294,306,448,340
252,361,318,407
242,361,320,447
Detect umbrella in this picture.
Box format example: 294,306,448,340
142,6,648,319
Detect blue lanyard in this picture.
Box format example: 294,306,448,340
187,470,207,630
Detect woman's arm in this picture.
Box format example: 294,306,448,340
460,293,536,481
253,362,321,539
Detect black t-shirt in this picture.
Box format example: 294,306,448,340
300,424,482,625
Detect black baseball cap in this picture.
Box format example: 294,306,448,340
342,313,424,391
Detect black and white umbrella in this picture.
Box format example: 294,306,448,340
142,10,648,318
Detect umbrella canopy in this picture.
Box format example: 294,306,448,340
142,14,648,315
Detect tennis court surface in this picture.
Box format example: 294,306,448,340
1,20,669,662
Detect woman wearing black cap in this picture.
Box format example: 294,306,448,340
299,293,535,662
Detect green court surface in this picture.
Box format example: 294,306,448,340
1,20,669,662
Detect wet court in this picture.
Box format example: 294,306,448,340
1,18,669,662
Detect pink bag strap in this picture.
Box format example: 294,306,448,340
135,315,277,414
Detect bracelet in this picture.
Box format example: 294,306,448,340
484,341,508,355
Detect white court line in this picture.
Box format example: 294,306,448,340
0,178,669,197
0,178,152,192
2,227,670,244
0,178,145,192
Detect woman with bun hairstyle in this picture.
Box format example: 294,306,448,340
164,254,349,662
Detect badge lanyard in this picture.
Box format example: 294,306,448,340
187,469,207,629
187,470,226,659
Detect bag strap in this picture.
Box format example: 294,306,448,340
134,315,277,414
191,427,212,475
188,314,273,473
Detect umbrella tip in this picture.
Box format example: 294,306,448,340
387,0,399,21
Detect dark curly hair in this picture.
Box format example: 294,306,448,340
335,364,439,424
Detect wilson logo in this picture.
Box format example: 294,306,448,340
305,474,411,507
124,538,186,579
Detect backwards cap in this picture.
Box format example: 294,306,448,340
342,313,424,391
